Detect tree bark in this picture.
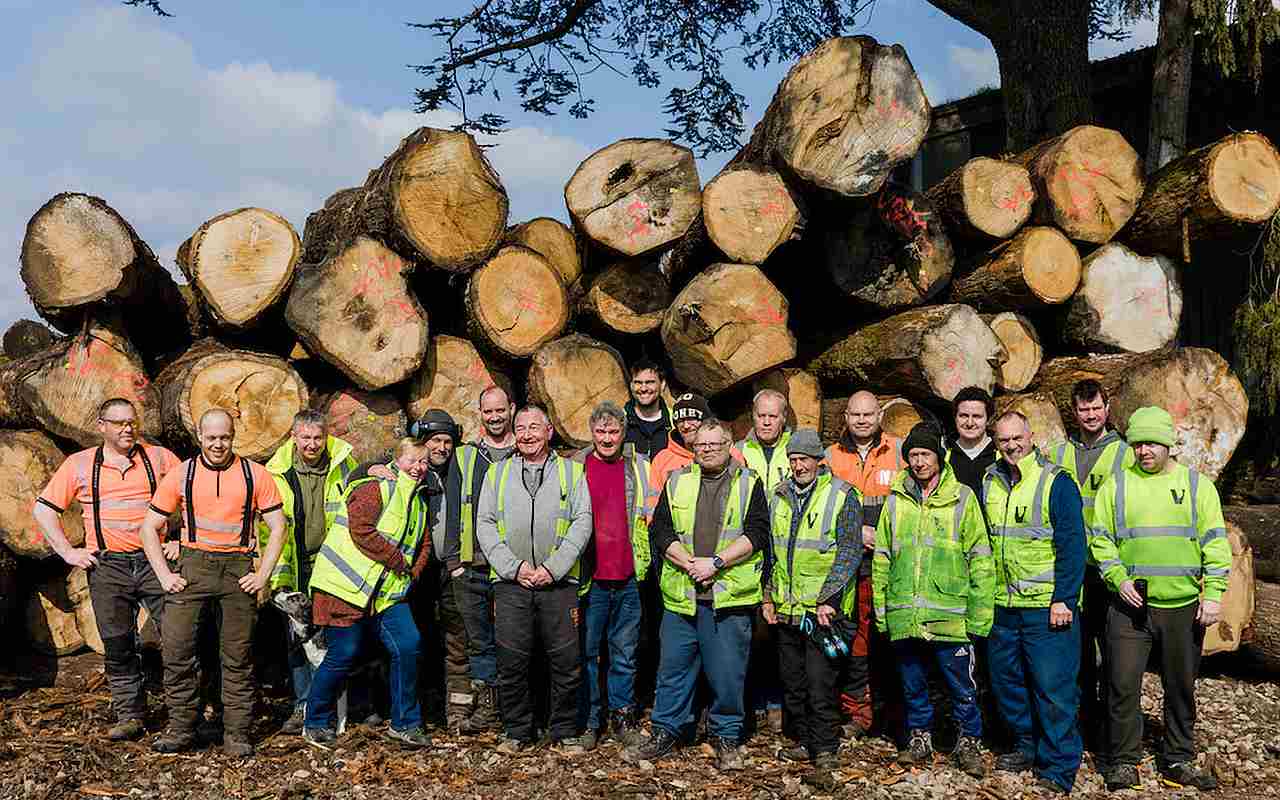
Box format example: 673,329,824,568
1063,242,1182,353
807,304,1005,400
982,312,1042,392
0,430,84,560
995,392,1066,452
1221,506,1280,582
581,259,671,336
177,207,301,329
701,166,803,264
1146,0,1194,176
465,246,571,360
505,218,583,292
318,389,407,466
1244,580,1280,673
951,226,1081,311
661,263,796,396
923,157,1035,241
405,335,513,445
526,335,630,448
3,320,55,360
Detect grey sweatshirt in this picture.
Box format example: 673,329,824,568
475,451,593,582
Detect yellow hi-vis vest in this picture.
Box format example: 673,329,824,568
768,471,857,618
983,450,1067,608
660,465,763,615
738,430,792,493
487,456,586,583
308,468,429,615
1047,435,1132,529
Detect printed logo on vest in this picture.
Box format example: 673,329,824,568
879,470,893,486
1089,474,1104,491
807,511,818,528
1170,489,1186,505
1014,506,1028,523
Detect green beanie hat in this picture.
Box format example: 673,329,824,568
1125,406,1175,447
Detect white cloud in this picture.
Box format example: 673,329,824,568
947,44,1000,90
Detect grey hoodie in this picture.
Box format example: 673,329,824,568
475,451,593,582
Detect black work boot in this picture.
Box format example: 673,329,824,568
622,727,679,764
460,682,500,734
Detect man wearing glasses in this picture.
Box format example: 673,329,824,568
34,398,183,742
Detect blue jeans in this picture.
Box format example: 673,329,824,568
578,578,642,730
456,566,498,684
895,638,982,738
285,622,313,711
651,603,752,742
305,602,422,732
989,606,1083,790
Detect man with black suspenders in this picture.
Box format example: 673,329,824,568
34,398,182,742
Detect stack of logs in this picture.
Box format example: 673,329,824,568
3,34,1280,668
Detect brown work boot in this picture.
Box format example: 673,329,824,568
107,718,146,742
460,682,500,734
152,728,197,753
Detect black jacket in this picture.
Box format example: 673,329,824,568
624,398,672,460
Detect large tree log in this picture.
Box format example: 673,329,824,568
1013,125,1145,244
753,368,823,432
465,246,571,359
1244,580,1280,673
3,320,55,359
564,139,702,257
505,218,582,291
527,335,630,448
807,304,1005,401
582,260,671,336
1222,506,1280,582
951,227,1081,311
301,128,508,271
923,156,1035,241
285,236,429,390
995,392,1066,452
0,323,161,447
0,430,84,560
1032,347,1247,479
823,186,954,310
25,568,85,656
661,263,796,396
156,339,309,462
1119,132,1280,261
406,335,513,444
982,312,1043,393
1062,242,1182,353
1203,525,1254,657
319,389,407,466
176,208,301,329
702,166,802,264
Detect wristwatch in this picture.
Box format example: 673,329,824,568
712,554,725,571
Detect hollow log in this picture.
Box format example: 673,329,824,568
1119,132,1280,261
661,263,796,396
156,339,309,462
1063,242,1182,353
25,568,85,657
807,304,1005,401
3,320,56,360
752,368,823,432
982,312,1043,393
527,335,630,448
506,217,582,291
1203,525,1254,657
318,389,407,466
582,259,671,336
564,138,702,257
1013,125,1144,244
285,236,429,390
702,166,802,264
0,430,84,560
995,392,1066,452
951,227,1081,311
176,207,301,329
405,335,513,444
1031,347,1247,479
465,245,571,360
301,128,508,271
923,156,1035,241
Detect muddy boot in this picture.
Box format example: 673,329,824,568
447,702,471,733
460,681,500,735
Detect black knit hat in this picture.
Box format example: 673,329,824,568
902,422,946,465
671,393,710,422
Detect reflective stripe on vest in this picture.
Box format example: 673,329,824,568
661,465,762,614
490,456,583,581
184,457,255,550
457,446,480,562
769,474,850,616
1099,468,1212,580
983,451,1062,607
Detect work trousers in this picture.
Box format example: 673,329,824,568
1106,599,1204,766
494,581,581,742
651,603,753,742
988,606,1083,790
895,638,982,739
161,550,257,738
776,623,842,757
413,563,471,719
88,551,166,721
579,577,642,731
1078,566,1110,747
456,565,498,685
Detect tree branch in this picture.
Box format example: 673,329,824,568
445,0,604,70
922,0,996,38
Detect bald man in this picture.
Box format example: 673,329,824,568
824,391,904,738
139,409,288,756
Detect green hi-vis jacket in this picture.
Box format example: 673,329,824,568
737,430,792,494
873,465,994,643
767,469,858,618
1045,433,1133,530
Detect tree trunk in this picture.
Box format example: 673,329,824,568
3,320,55,360
1244,580,1280,674
405,335,513,445
156,339,309,462
661,263,796,396
995,392,1066,452
1032,347,1247,479
301,128,508,272
0,322,161,448
807,304,1005,400
951,226,1081,310
25,567,85,657
285,236,429,390
1146,0,1193,176
0,430,85,560
505,218,583,292
982,312,1043,392
1063,242,1182,353
1222,506,1280,582
527,335,630,448
1203,525,1254,656
822,185,954,310
176,207,301,329
465,246,571,360
702,166,803,264
753,368,823,433
318,389,407,466
564,138,702,257
1014,126,1144,244
582,259,671,336
1118,132,1280,261
923,157,1035,241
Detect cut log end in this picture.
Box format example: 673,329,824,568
3,320,56,360
1018,125,1144,244
21,193,140,311
752,368,823,432
702,167,801,264
406,335,513,444
319,389,407,465
952,226,1081,311
995,393,1065,452
1207,134,1280,223
983,312,1043,393
962,157,1035,238
506,218,582,289
466,246,570,359
1065,243,1181,353
527,335,630,447
0,430,84,560
584,260,671,335
178,208,300,328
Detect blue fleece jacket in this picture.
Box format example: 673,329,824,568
1047,472,1086,607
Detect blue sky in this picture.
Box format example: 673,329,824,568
0,1,1154,333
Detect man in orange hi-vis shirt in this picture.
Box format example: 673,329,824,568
138,408,287,757
33,397,182,742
